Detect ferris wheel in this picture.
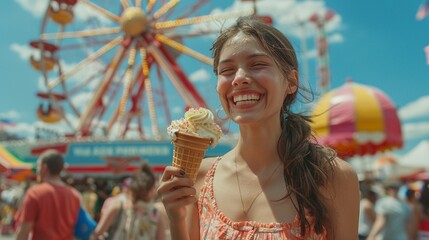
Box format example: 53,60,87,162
29,0,260,140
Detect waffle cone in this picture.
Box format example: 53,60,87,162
172,132,211,182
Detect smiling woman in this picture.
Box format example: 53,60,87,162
156,16,360,240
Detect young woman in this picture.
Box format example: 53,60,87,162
157,16,359,239
93,162,167,240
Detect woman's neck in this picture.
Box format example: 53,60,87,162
236,129,282,171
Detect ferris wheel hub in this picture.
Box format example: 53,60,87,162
120,7,148,37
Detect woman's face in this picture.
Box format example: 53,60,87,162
216,32,295,124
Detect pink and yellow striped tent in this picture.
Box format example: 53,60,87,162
311,80,403,158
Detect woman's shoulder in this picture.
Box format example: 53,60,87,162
323,157,360,214
194,156,219,192
332,157,356,174
330,157,358,187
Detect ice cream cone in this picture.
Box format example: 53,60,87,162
172,132,212,182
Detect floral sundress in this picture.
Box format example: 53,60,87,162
198,157,327,240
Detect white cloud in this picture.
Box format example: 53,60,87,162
10,43,35,60
0,110,21,119
329,33,343,43
71,91,95,110
15,0,49,18
399,95,429,120
173,106,183,114
189,0,343,56
303,49,318,60
402,122,429,140
189,69,210,83
73,2,114,27
6,122,36,138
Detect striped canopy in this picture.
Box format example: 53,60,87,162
0,145,32,171
311,80,403,158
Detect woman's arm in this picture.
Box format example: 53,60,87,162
92,201,120,238
324,158,360,239
156,207,167,240
157,157,215,240
367,214,386,240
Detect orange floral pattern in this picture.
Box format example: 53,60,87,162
198,157,327,240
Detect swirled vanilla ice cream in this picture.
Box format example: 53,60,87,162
167,107,222,182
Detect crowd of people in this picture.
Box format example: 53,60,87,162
358,180,429,240
0,149,170,239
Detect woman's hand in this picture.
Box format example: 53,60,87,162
156,166,197,222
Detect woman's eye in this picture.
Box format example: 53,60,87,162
219,68,234,74
252,63,266,68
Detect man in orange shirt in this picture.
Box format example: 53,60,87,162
15,149,81,240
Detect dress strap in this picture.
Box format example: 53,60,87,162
203,156,221,184
199,157,221,203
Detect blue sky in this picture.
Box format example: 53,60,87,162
1,0,429,159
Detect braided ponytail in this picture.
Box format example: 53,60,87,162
278,110,336,235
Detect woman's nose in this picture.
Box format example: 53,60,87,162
232,67,250,86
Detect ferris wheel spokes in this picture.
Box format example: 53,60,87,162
155,9,254,30
120,0,130,9
78,0,121,22
48,36,123,90
147,41,207,109
153,0,180,20
155,34,212,65
41,27,122,40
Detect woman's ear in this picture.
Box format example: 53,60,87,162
286,70,298,95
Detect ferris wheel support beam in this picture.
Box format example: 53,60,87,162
140,48,161,139
105,67,145,138
105,59,150,138
104,72,132,136
147,40,208,109
77,43,130,136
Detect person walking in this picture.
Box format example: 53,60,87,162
157,16,360,239
15,149,81,240
93,162,167,240
359,189,378,240
367,181,411,240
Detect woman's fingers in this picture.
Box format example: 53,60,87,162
160,166,186,181
161,185,197,204
156,167,197,221
157,166,195,201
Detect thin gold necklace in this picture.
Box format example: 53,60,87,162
234,151,282,217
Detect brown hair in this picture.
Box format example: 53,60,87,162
39,149,64,176
128,161,156,202
211,16,336,235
